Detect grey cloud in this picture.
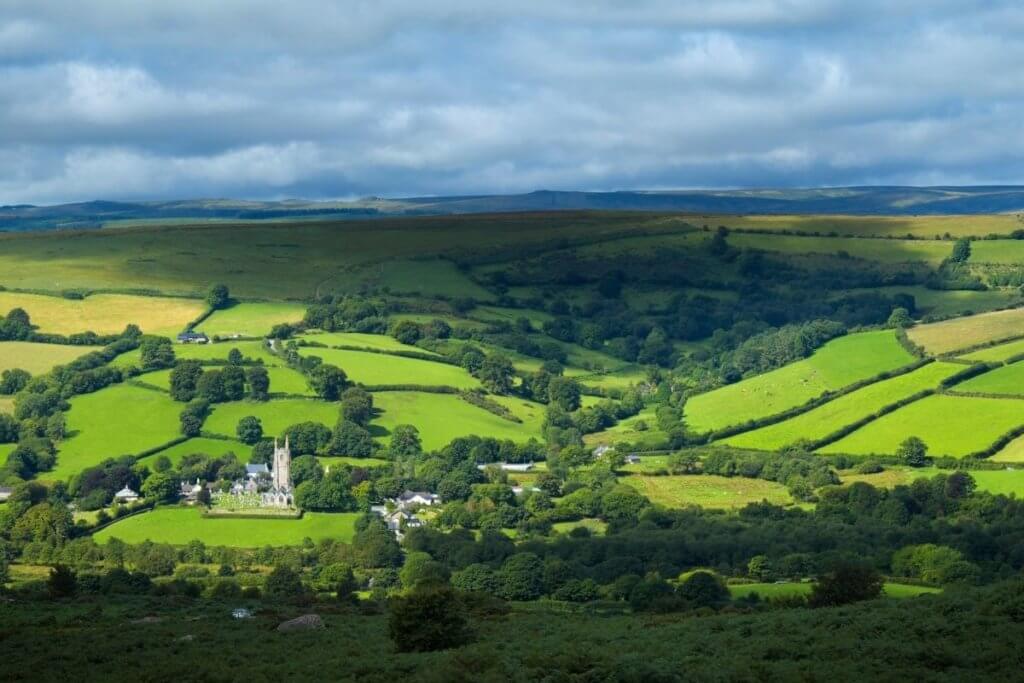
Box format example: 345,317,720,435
2,1,1024,203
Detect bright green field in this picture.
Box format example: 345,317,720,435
112,340,280,369
843,466,1024,498
685,331,915,433
728,233,951,264
620,474,792,509
0,341,101,375
993,434,1024,462
299,331,434,354
197,302,306,338
318,456,391,469
584,406,670,449
0,291,204,337
725,362,962,450
819,394,1024,458
94,506,359,546
299,347,479,389
205,399,339,439
0,443,15,458
960,338,1024,363
727,582,940,600
140,437,250,467
52,384,183,480
136,365,313,396
372,391,541,451
908,308,1024,355
955,361,1024,396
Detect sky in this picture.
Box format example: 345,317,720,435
3,1,1024,204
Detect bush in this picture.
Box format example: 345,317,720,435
809,563,883,608
387,584,473,652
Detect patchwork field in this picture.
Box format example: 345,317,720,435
819,394,1024,458
112,340,281,369
728,233,952,264
197,302,306,338
94,506,359,546
53,384,183,480
620,474,792,509
204,399,340,439
908,308,1024,355
136,365,314,396
371,391,541,451
0,291,203,336
298,347,480,388
298,331,435,354
724,362,962,450
954,361,1024,396
685,331,915,433
140,437,250,467
959,338,1024,363
0,341,101,375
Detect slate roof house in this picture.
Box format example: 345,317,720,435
176,331,209,344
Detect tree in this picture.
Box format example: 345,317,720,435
390,320,423,345
677,571,729,609
48,564,77,598
236,416,263,445
207,283,230,309
497,552,545,600
388,584,472,653
388,425,422,457
477,354,515,394
283,422,332,455
140,337,175,371
141,472,180,503
340,387,374,426
950,238,971,263
887,307,913,329
330,420,374,457
709,226,729,255
747,555,775,582
667,451,700,475
220,365,246,401
291,454,324,487
264,565,305,598
179,399,210,437
400,551,451,590
808,563,883,608
353,516,403,568
169,361,204,402
227,348,243,366
308,364,349,401
0,368,31,395
897,436,928,467
195,370,226,403
246,366,270,401
547,376,582,411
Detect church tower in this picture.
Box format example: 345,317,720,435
272,436,292,491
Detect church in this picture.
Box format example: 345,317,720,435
260,437,295,508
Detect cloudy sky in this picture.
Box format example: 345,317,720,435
2,1,1024,204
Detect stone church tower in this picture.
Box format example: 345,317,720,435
272,436,293,490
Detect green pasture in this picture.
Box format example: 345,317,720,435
298,347,480,389
0,443,15,459
685,330,915,433
0,398,12,414
955,361,1024,396
841,466,1024,498
819,394,1024,458
329,258,494,300
728,233,952,264
0,291,204,337
140,437,250,467
727,582,940,600
992,434,1024,463
0,341,101,375
577,366,647,391
52,384,183,480
908,308,1024,355
724,362,962,450
585,406,669,449
318,456,391,469
969,240,1024,264
372,391,541,451
197,302,306,338
94,506,359,546
298,331,434,354
472,305,554,326
550,518,608,536
620,474,792,509
205,399,339,439
959,338,1024,363
136,365,313,396
706,213,1022,239
112,340,280,369
836,286,1020,318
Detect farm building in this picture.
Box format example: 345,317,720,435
397,490,441,507
113,486,140,503
176,331,210,344
477,462,535,473
0,486,12,502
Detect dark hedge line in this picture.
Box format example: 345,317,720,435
134,436,190,460
183,306,216,333
939,362,996,388
965,424,1024,461
298,340,463,366
360,384,460,393
458,391,522,423
806,389,936,451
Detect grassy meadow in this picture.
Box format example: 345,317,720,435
137,365,313,396
298,331,436,354
0,341,101,375
841,466,1024,498
819,394,1024,458
685,330,915,433
140,437,250,467
197,302,306,338
727,582,940,600
0,291,203,336
372,391,541,451
724,362,962,450
620,474,792,509
94,506,359,546
204,399,340,439
52,384,183,480
299,347,480,388
954,361,1024,395
908,308,1024,355
959,337,1024,362
112,340,280,369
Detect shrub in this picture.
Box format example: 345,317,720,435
387,584,473,652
